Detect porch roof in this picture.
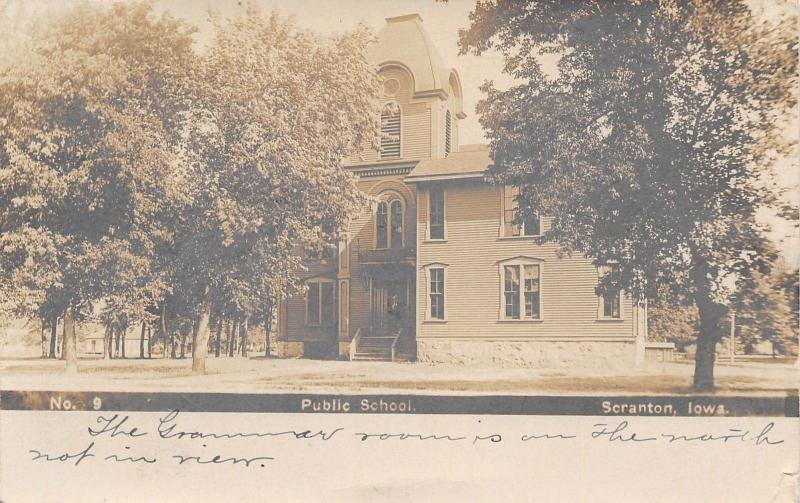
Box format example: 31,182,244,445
404,144,491,183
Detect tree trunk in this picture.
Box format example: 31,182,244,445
180,326,187,358
139,321,146,359
114,328,121,358
691,261,727,392
60,318,66,359
63,307,78,374
147,325,153,358
214,317,223,357
229,320,239,357
160,302,168,359
225,318,233,355
191,321,198,357
191,284,213,374
264,300,274,358
48,316,57,359
239,318,248,357
40,320,47,358
103,325,112,359
121,325,127,359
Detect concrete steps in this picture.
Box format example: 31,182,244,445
351,335,413,362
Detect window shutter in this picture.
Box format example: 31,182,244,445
444,110,452,157
380,104,401,159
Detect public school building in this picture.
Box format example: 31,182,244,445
272,14,651,367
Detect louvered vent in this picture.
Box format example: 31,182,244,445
380,104,401,159
445,110,452,156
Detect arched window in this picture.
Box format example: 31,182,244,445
390,199,403,248
380,102,401,159
375,194,404,249
444,110,452,157
376,201,388,249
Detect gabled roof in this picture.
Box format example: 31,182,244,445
405,144,491,183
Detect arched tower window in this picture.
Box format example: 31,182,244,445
375,194,404,249
380,102,401,159
376,201,389,249
390,199,403,248
445,110,452,157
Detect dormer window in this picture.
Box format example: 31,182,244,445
444,110,452,157
380,102,401,159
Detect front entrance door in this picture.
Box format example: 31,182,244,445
371,278,408,335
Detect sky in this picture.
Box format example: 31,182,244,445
1,0,797,262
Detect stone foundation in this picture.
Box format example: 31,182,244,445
338,341,351,359
416,339,636,369
274,341,304,358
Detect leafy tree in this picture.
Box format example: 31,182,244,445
776,268,799,341
648,283,698,352
0,3,195,372
735,269,796,355
459,0,797,390
170,7,380,373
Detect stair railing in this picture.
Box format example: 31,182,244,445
390,328,403,362
349,327,363,361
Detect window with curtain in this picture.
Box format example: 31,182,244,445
503,264,541,320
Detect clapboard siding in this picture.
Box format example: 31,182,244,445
348,175,417,337
282,173,417,344
416,180,634,341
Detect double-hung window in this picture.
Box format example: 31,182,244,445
307,279,335,326
501,262,541,320
502,186,540,237
429,188,445,240
428,267,444,320
599,265,622,319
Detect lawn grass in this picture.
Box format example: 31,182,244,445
1,356,796,395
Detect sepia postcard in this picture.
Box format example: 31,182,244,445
0,0,798,501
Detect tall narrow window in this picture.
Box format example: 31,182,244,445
523,265,541,319
380,103,401,159
307,282,320,325
307,279,335,326
444,110,452,157
502,186,540,237
601,265,622,319
390,200,403,248
321,282,335,325
429,188,445,240
376,201,388,249
504,266,520,319
502,263,541,320
429,268,445,320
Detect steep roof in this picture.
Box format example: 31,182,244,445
405,144,491,183
369,13,460,102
